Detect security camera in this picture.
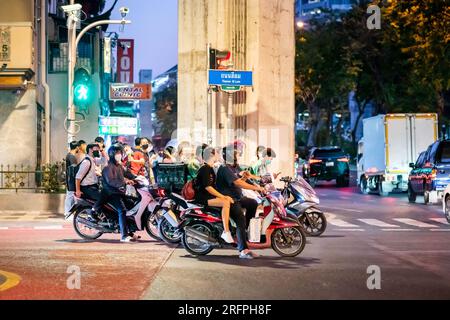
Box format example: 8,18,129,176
119,7,129,17
61,4,82,13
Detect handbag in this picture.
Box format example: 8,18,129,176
182,180,196,200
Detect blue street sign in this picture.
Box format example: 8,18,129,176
208,70,253,87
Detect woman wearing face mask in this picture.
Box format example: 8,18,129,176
100,144,137,243
250,148,280,179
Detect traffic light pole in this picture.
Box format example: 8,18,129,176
65,8,130,143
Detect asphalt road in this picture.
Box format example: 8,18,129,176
1,182,450,300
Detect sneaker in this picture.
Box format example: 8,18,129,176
239,251,254,260
120,236,134,243
248,251,260,258
221,232,234,244
87,209,98,222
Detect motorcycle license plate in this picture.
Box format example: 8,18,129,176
326,162,334,167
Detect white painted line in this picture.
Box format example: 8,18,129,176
430,229,450,232
358,219,400,228
321,206,363,213
0,227,9,230
332,229,365,232
328,219,360,228
430,218,449,226
393,218,437,228
381,229,418,232
33,226,64,230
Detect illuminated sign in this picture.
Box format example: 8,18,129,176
109,83,152,101
99,117,138,136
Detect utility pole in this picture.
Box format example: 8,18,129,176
62,4,131,144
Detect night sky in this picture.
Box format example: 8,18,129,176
106,0,178,80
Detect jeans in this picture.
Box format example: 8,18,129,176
229,203,249,252
105,191,128,239
64,191,75,216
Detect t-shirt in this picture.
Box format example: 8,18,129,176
216,165,243,201
65,153,78,185
194,164,216,204
129,149,146,176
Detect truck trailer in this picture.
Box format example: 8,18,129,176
357,113,438,196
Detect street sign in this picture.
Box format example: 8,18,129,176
99,116,138,136
117,39,134,83
208,70,253,87
109,83,152,101
221,85,241,93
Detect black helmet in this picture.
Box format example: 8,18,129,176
108,144,124,164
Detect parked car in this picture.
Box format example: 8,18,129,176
408,140,450,205
303,147,350,188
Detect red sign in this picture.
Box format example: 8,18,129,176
117,39,134,83
109,83,152,101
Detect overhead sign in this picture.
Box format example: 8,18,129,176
109,83,152,101
117,39,134,83
99,116,138,136
208,70,253,87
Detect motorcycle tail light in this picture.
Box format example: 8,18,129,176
338,158,349,162
309,159,323,164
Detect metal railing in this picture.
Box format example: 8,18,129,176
0,163,66,193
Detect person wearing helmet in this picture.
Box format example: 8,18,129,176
98,144,137,242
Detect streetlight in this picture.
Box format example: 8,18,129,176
297,21,306,29
62,4,131,144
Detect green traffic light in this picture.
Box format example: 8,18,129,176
74,84,89,101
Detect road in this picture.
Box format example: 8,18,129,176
1,183,450,300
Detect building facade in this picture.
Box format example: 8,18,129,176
178,0,296,175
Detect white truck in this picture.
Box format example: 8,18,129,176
357,113,438,196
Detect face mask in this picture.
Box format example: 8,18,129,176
115,154,123,163
266,160,272,166
142,144,149,150
92,151,100,158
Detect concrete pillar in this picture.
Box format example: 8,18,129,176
178,0,295,176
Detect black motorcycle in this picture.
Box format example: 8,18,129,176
67,182,167,241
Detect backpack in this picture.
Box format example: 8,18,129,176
181,179,196,200
67,157,92,192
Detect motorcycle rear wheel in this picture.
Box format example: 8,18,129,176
271,227,306,257
181,221,215,256
73,209,103,240
299,211,327,237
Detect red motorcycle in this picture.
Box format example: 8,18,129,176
170,188,307,257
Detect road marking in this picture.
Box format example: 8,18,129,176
0,227,8,230
0,270,21,292
332,229,365,232
33,225,64,230
381,229,418,232
321,206,363,213
393,218,437,228
358,219,400,228
328,219,360,228
430,218,449,225
430,229,450,232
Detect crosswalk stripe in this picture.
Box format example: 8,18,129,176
328,219,360,228
381,229,418,232
33,226,63,230
430,218,449,226
393,218,437,228
358,219,400,228
332,229,365,232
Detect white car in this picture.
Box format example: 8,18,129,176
442,184,450,223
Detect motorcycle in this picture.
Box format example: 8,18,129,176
173,186,307,258
280,176,327,237
67,177,167,241
155,194,185,244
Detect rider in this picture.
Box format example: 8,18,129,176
194,147,234,244
101,144,137,243
216,146,265,259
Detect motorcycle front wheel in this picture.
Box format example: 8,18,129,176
73,209,103,240
271,227,306,257
299,211,327,237
158,216,182,244
181,221,215,256
145,208,164,241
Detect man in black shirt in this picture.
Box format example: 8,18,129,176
64,141,79,217
216,147,265,259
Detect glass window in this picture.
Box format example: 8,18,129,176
313,148,345,158
436,141,450,164
415,152,426,167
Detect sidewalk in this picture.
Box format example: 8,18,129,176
0,193,65,218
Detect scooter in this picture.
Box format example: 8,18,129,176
280,176,327,237
67,177,167,241
171,186,307,258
